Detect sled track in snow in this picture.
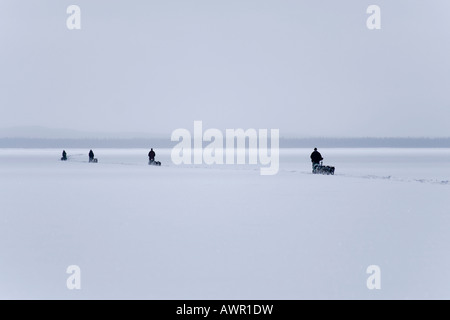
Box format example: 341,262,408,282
288,169,449,186
67,160,157,167
63,158,450,185
332,172,449,186
64,156,158,167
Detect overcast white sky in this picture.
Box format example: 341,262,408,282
1,0,449,137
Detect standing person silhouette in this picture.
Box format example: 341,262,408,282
89,149,95,162
148,148,155,164
310,148,323,169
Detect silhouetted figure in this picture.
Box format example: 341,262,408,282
61,150,67,161
148,148,155,163
310,148,323,168
89,149,95,162
148,148,161,166
310,148,335,175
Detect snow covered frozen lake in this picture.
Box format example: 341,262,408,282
1,148,449,299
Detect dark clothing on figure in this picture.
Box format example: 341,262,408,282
148,150,155,161
62,150,67,158
89,150,94,160
310,150,323,164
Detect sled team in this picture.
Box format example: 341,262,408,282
148,148,161,166
61,148,161,166
60,147,334,174
310,148,335,175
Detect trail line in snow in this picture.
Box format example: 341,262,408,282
289,169,450,186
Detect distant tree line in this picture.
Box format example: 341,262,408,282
1,137,450,148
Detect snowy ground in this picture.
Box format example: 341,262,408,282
0,148,449,299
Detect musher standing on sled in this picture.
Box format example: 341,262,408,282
148,148,155,164
89,149,95,162
310,148,323,170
